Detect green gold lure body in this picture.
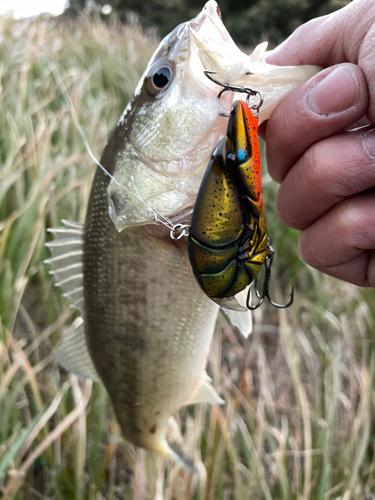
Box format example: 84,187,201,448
188,100,269,309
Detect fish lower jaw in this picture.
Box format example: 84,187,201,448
108,187,194,234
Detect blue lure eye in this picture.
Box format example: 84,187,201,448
238,150,247,161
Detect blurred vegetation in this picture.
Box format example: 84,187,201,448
65,0,349,47
2,5,375,500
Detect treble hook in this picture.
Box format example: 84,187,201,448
204,70,264,115
246,239,294,310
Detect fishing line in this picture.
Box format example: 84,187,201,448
130,176,189,238
48,62,169,224
130,177,173,228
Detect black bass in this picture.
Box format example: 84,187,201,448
46,0,319,470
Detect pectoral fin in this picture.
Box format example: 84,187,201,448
223,309,252,338
221,288,253,338
213,295,247,311
185,372,224,406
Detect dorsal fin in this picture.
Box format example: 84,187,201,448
45,220,84,312
46,221,99,380
56,318,100,381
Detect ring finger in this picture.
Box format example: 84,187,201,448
298,193,375,287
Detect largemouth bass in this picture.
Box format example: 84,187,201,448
46,0,320,470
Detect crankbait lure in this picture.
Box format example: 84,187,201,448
187,74,294,310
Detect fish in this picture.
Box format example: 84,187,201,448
46,0,320,471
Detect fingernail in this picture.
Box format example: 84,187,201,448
363,128,375,159
307,66,359,115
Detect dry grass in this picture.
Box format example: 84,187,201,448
1,12,375,500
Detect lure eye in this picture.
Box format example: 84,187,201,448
146,61,175,97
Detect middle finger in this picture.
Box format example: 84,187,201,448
275,127,375,230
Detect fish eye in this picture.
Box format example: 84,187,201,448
146,60,175,97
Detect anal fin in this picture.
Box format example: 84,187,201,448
56,318,100,382
184,372,224,406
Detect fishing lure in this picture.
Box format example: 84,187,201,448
187,74,293,310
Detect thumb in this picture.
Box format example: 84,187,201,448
266,0,375,121
266,0,374,67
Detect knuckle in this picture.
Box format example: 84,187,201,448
330,195,375,250
298,231,322,268
275,191,311,230
303,138,366,204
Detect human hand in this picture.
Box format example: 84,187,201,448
263,0,375,287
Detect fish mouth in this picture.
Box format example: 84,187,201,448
189,1,250,85
191,0,231,42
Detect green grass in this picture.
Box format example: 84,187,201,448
1,11,375,500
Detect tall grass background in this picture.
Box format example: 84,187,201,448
1,12,375,500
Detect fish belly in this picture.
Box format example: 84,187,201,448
83,167,218,450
